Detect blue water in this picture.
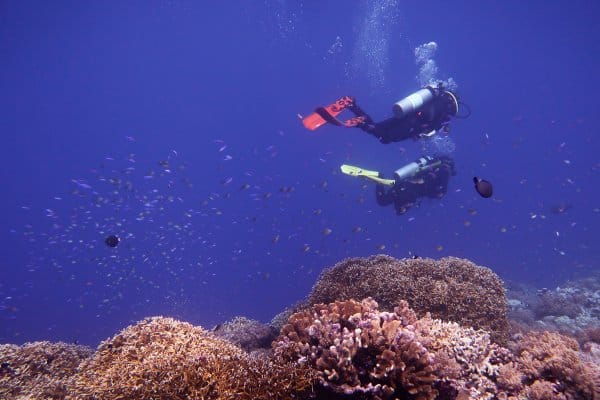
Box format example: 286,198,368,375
1,1,598,346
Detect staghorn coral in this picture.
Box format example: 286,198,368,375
274,298,438,400
68,316,315,400
0,341,92,399
212,316,278,353
307,255,509,344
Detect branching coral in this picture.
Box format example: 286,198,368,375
307,255,509,344
413,314,514,399
510,331,600,400
68,316,315,400
0,341,92,399
274,298,438,400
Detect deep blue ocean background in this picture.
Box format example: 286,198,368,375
1,1,598,346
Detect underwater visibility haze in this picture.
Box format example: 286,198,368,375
1,0,599,354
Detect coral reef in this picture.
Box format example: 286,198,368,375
68,316,315,400
212,316,278,353
507,274,600,336
0,341,92,399
3,257,600,399
307,255,509,343
276,297,600,400
505,331,600,399
532,291,582,319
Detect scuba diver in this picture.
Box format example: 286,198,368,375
341,155,456,215
302,82,461,143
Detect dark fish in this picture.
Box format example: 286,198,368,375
473,177,493,198
105,235,120,247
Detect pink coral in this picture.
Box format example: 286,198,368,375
275,298,439,400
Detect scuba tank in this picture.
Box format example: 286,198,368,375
392,84,459,120
393,156,442,181
392,85,436,119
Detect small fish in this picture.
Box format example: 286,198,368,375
223,155,233,161
302,244,311,252
272,234,280,244
71,180,92,190
240,183,250,190
322,228,332,236
221,177,233,185
218,145,227,152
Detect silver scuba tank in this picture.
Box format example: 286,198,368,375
393,156,441,181
392,85,436,119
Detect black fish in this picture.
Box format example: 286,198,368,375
473,177,493,198
105,235,120,247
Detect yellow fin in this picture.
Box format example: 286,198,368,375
340,164,395,186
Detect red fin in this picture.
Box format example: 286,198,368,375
302,96,355,131
302,112,328,131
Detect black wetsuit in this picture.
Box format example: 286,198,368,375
375,157,455,215
354,92,456,144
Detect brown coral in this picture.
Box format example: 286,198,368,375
512,331,600,400
0,341,92,399
274,298,438,400
307,255,509,344
68,316,315,400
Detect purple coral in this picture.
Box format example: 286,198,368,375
275,298,438,400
